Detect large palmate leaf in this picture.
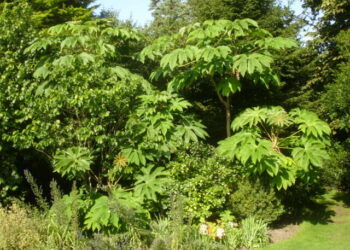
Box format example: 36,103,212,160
216,77,241,96
53,147,93,180
292,141,329,170
290,108,332,138
84,196,116,231
265,106,291,127
134,166,171,201
231,107,268,131
110,188,144,212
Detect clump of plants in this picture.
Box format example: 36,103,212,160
0,202,45,249
148,197,269,249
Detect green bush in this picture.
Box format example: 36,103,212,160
167,142,242,220
321,141,350,191
228,179,284,224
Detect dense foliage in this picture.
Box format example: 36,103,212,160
168,143,239,220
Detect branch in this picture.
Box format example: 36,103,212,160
35,148,53,161
209,76,228,107
177,60,197,68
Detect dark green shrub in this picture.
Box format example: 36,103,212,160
227,179,284,224
321,141,350,191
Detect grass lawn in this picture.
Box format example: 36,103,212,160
262,191,350,250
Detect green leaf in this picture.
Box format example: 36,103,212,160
53,147,93,180
60,36,79,50
84,196,111,231
231,107,268,131
263,37,298,50
79,52,95,65
292,141,329,169
233,54,248,77
33,65,50,79
134,166,171,201
52,55,75,67
216,77,241,96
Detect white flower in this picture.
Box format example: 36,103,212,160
216,227,225,239
227,221,238,228
199,223,208,235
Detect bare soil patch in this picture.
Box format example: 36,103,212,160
268,224,300,243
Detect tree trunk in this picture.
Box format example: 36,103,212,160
210,77,233,137
225,95,232,137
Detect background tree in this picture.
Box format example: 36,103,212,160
303,0,350,39
0,0,96,27
0,1,39,202
149,0,192,37
188,0,274,23
295,0,350,97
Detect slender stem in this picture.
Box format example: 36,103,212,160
284,130,302,139
209,77,232,137
226,95,232,137
209,77,226,106
259,122,272,141
177,60,196,68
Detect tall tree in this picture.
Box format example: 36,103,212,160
0,0,95,203
149,0,192,37
299,0,350,87
303,0,350,39
188,0,274,22
147,0,304,140
0,0,96,27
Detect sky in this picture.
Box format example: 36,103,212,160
95,0,304,26
95,0,153,25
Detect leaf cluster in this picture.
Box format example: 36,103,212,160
120,90,208,167
140,18,297,97
218,106,331,189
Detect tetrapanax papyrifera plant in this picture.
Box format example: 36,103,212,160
140,19,297,136
217,106,331,189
